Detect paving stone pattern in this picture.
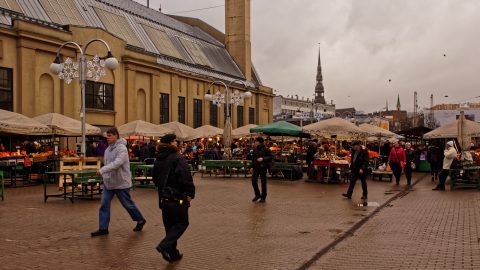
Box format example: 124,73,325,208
0,175,401,269
312,177,480,270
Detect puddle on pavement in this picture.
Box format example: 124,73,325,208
328,229,343,234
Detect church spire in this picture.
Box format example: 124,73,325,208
396,94,401,111
386,98,389,112
314,44,326,104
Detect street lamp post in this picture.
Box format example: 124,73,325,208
49,39,118,156
205,80,251,160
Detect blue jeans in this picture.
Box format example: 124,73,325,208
99,188,144,230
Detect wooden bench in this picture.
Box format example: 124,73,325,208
371,170,393,182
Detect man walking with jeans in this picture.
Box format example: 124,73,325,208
91,127,146,237
433,141,457,191
343,141,369,200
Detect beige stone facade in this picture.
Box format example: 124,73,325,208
0,0,272,130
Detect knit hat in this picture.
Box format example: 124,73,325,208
351,140,361,146
161,134,177,144
255,137,264,143
446,141,454,147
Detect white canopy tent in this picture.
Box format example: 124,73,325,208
423,117,480,140
359,123,397,138
33,113,101,136
0,109,51,135
159,121,198,141
195,125,223,138
303,117,367,140
118,120,172,137
232,124,258,138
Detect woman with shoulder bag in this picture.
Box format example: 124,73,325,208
388,141,406,185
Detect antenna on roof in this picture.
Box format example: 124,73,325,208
147,0,149,8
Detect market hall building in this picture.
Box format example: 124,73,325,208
0,0,273,131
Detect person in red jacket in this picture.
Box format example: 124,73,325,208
388,141,406,185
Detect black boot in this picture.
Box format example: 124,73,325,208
133,219,146,232
156,245,173,263
91,229,109,237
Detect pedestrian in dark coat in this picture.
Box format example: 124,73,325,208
427,144,443,182
153,134,195,263
404,143,415,186
343,141,369,200
250,137,273,203
306,139,318,180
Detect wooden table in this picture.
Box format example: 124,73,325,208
311,159,350,183
44,170,100,203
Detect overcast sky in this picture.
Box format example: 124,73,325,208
135,0,480,113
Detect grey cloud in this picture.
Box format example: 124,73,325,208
140,0,480,112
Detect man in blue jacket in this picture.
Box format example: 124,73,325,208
91,127,146,237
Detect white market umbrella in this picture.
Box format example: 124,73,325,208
232,124,258,138
33,113,101,136
118,120,172,137
359,123,397,138
159,121,198,141
423,117,480,140
0,109,51,135
195,125,223,138
303,117,367,139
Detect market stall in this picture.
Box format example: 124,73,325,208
424,113,480,189
250,121,307,180
0,109,52,187
302,118,367,183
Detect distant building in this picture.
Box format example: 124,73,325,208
273,46,335,122
273,95,335,120
424,102,480,127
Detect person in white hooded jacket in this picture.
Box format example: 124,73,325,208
433,141,457,191
91,127,146,237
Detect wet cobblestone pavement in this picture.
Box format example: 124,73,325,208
312,176,480,270
1,173,472,269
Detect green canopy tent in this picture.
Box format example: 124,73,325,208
250,121,309,137
250,121,309,152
